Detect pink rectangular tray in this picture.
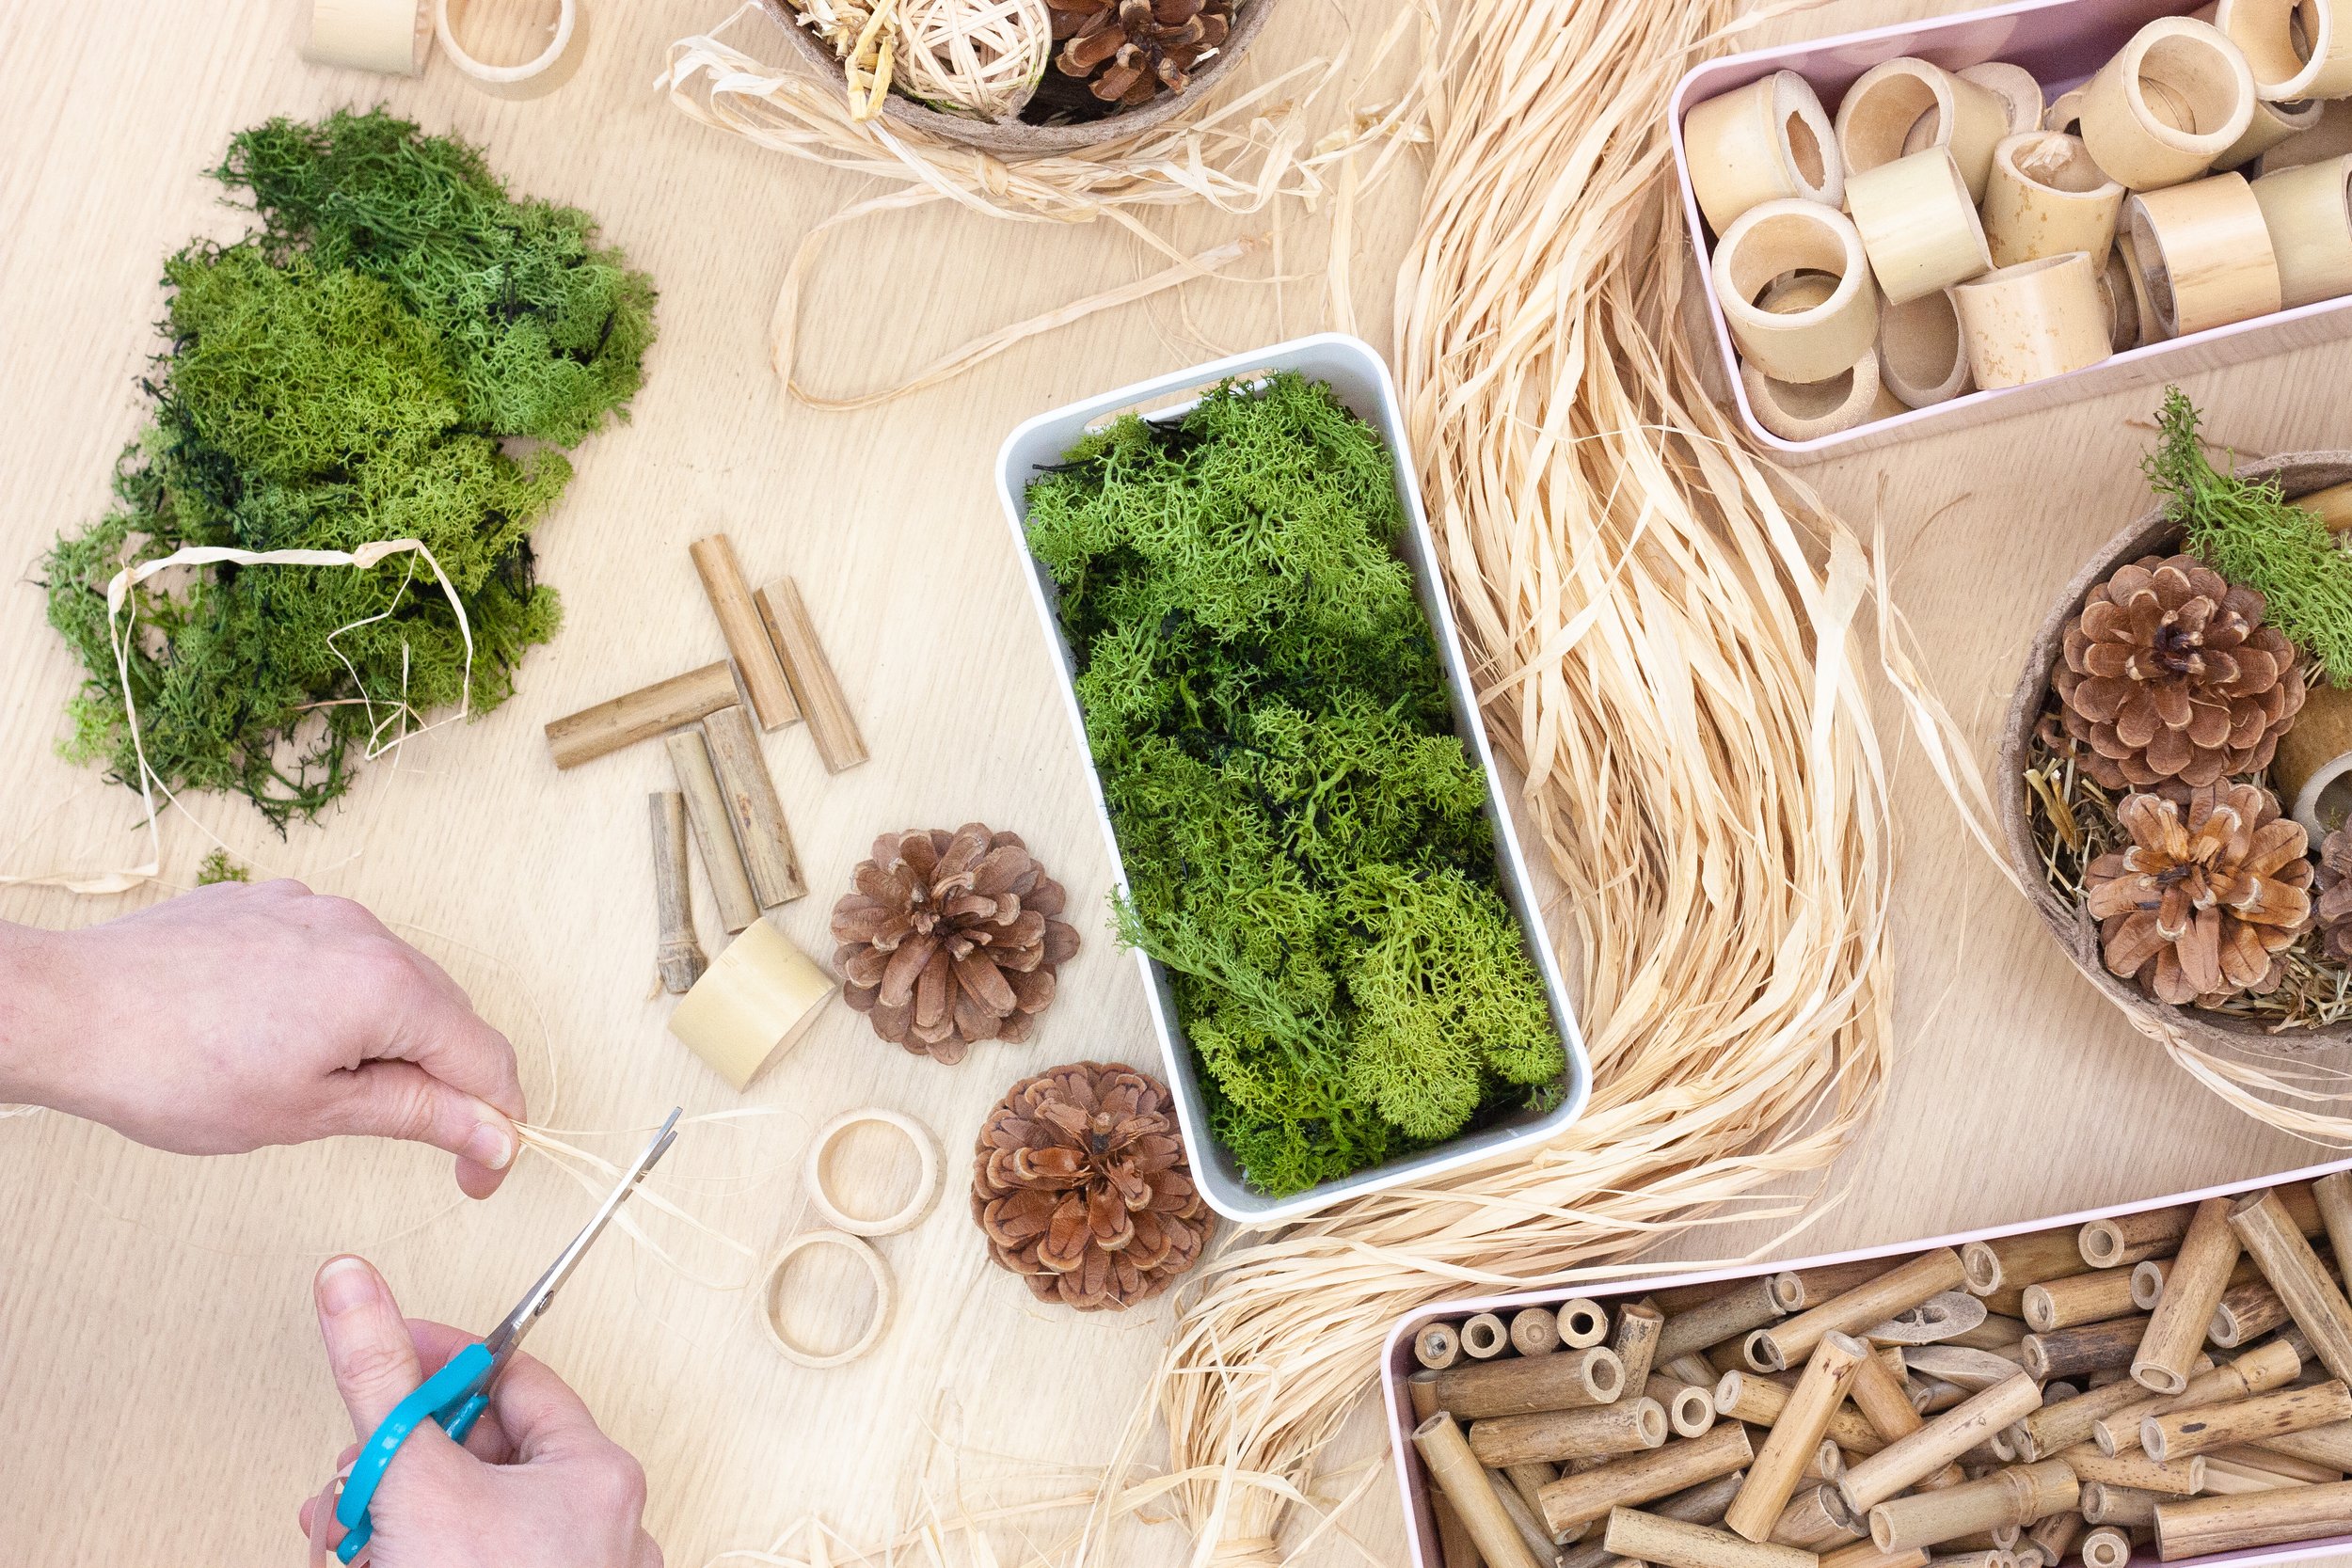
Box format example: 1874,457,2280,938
1383,1155,2352,1568
1670,0,2352,464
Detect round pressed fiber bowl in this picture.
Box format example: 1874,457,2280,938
762,0,1275,155
1996,451,2352,1053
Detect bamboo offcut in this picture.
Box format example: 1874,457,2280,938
1838,1373,2044,1514
1471,1399,1672,1466
1716,1370,1884,1454
1414,1414,1548,1568
2083,1208,2193,1271
1682,69,1845,234
1844,150,1994,305
1726,1334,1872,1541
2078,1525,2133,1568
2153,1479,2352,1560
2060,1445,2208,1497
545,659,740,770
1436,1345,1626,1419
2091,1341,2296,1458
1950,253,2112,391
1560,1300,1612,1351
1663,1278,1788,1362
1981,133,2124,269
2077,16,2256,191
1512,1307,1564,1357
1651,1374,1722,1438
2232,1189,2352,1386
2024,1270,2140,1334
1606,1507,1820,1568
753,576,866,772
1419,1323,1464,1370
1713,200,1882,383
1617,1303,1666,1392
648,791,706,994
2135,1197,2241,1396
2082,1482,2164,1527
666,726,761,934
2252,156,2352,309
1540,1424,1757,1536
1965,1233,2091,1297
1748,1251,1966,1373
1867,1462,2079,1553
700,705,806,908
2023,1315,2151,1382
1776,1262,1895,1313
1463,1312,1512,1359
689,533,799,732
2141,1381,2352,1464
2125,174,2283,339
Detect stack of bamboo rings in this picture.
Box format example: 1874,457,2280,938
1689,8,2352,443
760,1107,945,1369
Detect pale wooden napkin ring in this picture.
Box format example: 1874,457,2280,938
1836,57,2009,199
1846,149,1994,305
1952,251,2113,389
304,0,432,73
668,920,835,1091
761,1229,895,1369
2214,0,2352,101
1713,198,1880,381
1960,63,2045,135
2125,171,2284,337
2252,154,2352,309
1683,70,1843,234
803,1108,944,1238
1983,133,2125,269
2217,95,2323,170
2078,17,2256,190
1877,290,1974,408
1741,353,1891,440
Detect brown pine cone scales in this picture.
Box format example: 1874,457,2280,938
2084,782,2313,1006
2053,553,2305,791
971,1060,1208,1310
1049,0,1233,106
831,824,1081,1065
2318,829,2352,965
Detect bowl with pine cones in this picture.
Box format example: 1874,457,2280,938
1998,403,2352,1052
767,0,1273,154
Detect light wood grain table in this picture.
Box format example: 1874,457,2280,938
3,2,2348,1564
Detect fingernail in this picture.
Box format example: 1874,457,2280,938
316,1256,380,1319
465,1113,515,1172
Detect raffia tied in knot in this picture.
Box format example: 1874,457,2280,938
2085,781,2312,1005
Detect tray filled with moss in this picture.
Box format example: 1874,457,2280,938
996,334,1588,1222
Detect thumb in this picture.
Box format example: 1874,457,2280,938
330,1060,518,1197
315,1256,431,1437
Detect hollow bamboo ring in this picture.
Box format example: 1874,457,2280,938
436,0,586,100
2253,153,2352,308
1836,56,2010,199
2217,95,2324,170
2126,171,2284,336
802,1107,944,1237
1961,62,2046,135
1983,132,2126,268
2215,0,2352,101
1846,149,1994,305
761,1228,896,1369
2079,17,2257,190
1878,289,1973,407
304,0,433,73
1740,353,1888,440
2044,87,2088,135
2099,243,2142,350
2271,684,2352,838
1952,252,2113,388
1461,1311,1510,1358
1683,70,1844,234
1713,198,1881,381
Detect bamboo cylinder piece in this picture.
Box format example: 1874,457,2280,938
2021,1510,2083,1568
1748,1251,1968,1373
2024,1270,2140,1333
1773,1482,1868,1549
1950,1315,2031,1351
2213,1442,2343,1483
2061,1446,2208,1497
1607,1508,1819,1568
2153,1479,2352,1560
2090,1340,2297,1458
1463,1312,1512,1360
667,919,834,1090
648,791,706,994
1845,150,1993,305
1776,1263,1896,1313
1727,1334,1873,1541
2082,1483,2163,1527
1565,1474,1756,1568
1415,1414,1549,1568
1497,1465,1562,1560
2078,1524,2133,1568
1653,1375,1723,1437
1618,1302,1667,1393
1561,1299,1613,1350
1716,1370,1885,1454
2084,1208,2195,1271
1951,252,2113,389
2213,0,2352,100
2022,1314,2152,1382
1983,134,2126,268
1822,1544,1926,1568
1663,1278,1791,1363
690,533,800,732
2217,96,2324,170
2126,173,2284,336
1472,1400,1673,1466
2143,1380,2352,1462
2255,1419,2352,1468
1714,201,1881,382
2135,1197,2243,1395
754,576,867,773
2318,1172,2352,1276
1962,63,2046,135
2046,88,2088,136
1967,1232,2094,1298
2078,17,2257,190
2252,155,2352,308
1541,1423,1759,1536
546,659,742,770
2232,1188,2352,1386
2198,1455,2304,1493
1741,355,1891,441
1838,1373,2044,1514
1411,1370,1441,1423
1419,1323,1464,1370
665,727,761,935
2270,682,2352,839
304,0,431,73
1877,289,1973,408
1685,70,1846,233
1513,1307,1564,1357
1867,1462,2080,1553
1437,1346,1628,1419
1836,56,2010,198
1431,1495,1481,1568
699,705,806,908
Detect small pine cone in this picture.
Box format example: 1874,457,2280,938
2053,553,2305,791
1053,0,1232,105
2083,781,2313,1006
970,1060,1209,1309
831,824,1082,1064
2317,828,2352,965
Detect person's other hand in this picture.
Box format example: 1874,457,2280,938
300,1257,661,1568
4,879,523,1196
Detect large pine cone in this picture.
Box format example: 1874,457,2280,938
2085,782,2313,1006
2053,554,2305,791
1049,0,1233,106
2317,829,2352,965
832,825,1081,1065
971,1061,1209,1310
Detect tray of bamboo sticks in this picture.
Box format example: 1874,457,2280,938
1385,1161,2352,1568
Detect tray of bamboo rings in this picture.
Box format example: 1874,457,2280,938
1670,0,2352,462
1386,1160,2352,1568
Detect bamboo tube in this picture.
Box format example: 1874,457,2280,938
1805,1441,1847,1485
1413,1371,1442,1423
665,727,760,935
546,659,742,770
2135,1255,2259,1313
1498,1465,1565,1557
2135,1198,2242,1396
1772,1483,1867,1549
700,705,806,908
2078,1524,2133,1568
1713,201,1882,382
2125,174,2283,337
1540,1425,1758,1536
1876,290,1971,408
2024,1271,2139,1334
1740,355,1890,442
690,534,799,732
1563,1472,1755,1568
2233,1189,2352,1386
666,919,834,1090
2142,1380,2352,1462
2023,1316,2151,1383
1415,1415,1547,1568
1838,1373,2044,1514
1933,1552,2014,1568
1950,1317,2032,1352
1851,1348,1964,1490
1664,1280,1790,1363
1684,70,1846,233
2046,88,2088,136
1951,253,2112,389
2059,1446,2209,1496
753,577,866,772
2153,1479,2352,1559
1716,1371,1885,1454
2211,1442,2343,1484
2090,1341,2296,1457
1653,1375,1721,1438
2217,96,2323,171
2084,1210,2194,1271
1962,62,2045,135
304,0,432,73
648,791,707,994
2078,17,2257,190
1431,1494,1484,1568
1438,1347,1628,1419
2256,1420,2352,1469
1749,1253,1968,1374
1983,133,2126,269
1473,1401,1673,1466
1967,1233,2094,1299
1776,1263,1896,1314
1515,1307,1565,1357
1618,1304,1667,1394
1669,1354,1727,1387
1820,1544,1924,1568
1607,1508,1819,1568
2213,0,2352,101
2082,1484,2163,1528
1836,56,2010,198
2019,1510,2082,1568
1463,1313,1514,1361
1844,150,1993,305
1867,1462,2079,1553
1421,1323,1466,1370
1561,1300,1613,1351
2253,156,2352,309
2316,1171,2352,1272
1727,1336,1873,1541
2199,1455,2305,1493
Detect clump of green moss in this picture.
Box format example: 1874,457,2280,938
197,850,249,885
1027,373,1563,1197
43,109,655,827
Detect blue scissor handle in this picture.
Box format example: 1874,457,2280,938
333,1341,496,1562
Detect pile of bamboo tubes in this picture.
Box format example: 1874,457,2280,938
1407,1175,2352,1568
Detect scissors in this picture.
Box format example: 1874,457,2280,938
330,1107,682,1563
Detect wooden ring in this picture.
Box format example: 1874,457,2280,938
802,1107,943,1237
760,1229,895,1369
1960,62,2045,135
1836,56,2009,199
2215,0,2352,101
1952,252,2113,389
1460,1311,1510,1358
2253,154,2352,308
2044,87,2088,136
2217,95,2323,170
2125,172,2284,337
1845,149,1993,305
1983,133,2124,269
1713,198,1880,381
2100,242,2142,350
436,0,586,99
1878,289,1972,408
2079,18,2257,190
304,0,433,74
1682,70,1843,234
666,920,834,1091
1740,351,1888,440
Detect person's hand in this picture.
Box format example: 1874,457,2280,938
0,879,523,1196
300,1256,661,1568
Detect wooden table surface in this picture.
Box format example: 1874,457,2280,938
5,2,2351,1564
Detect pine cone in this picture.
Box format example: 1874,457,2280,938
2084,782,2313,1005
971,1060,1209,1309
2317,828,2352,965
1049,0,1233,106
831,824,1081,1065
2053,554,2305,791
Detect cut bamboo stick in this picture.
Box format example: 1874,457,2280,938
1772,1483,1867,1549
754,576,866,771
1606,1508,1818,1568
1748,1252,1967,1373
1472,1400,1672,1466
666,726,760,934
1850,1347,1963,1490
2082,1209,2194,1271
2090,1341,2295,1457
1431,1494,1483,1568
2199,1455,2305,1494
2059,1445,2208,1496
1949,1316,2032,1352
1821,1543,1925,1568
648,791,707,993
1411,1371,1440,1423
1559,1300,1612,1350
2212,1280,2289,1347
1617,1303,1666,1393
1540,1425,1757,1536
2135,1197,2242,1395
2018,1510,2082,1568
699,705,806,907
1652,1375,1722,1438
2023,1316,2150,1383
2232,1189,2352,1386
1715,1371,1884,1454
1414,1415,1547,1568
1727,1335,1873,1541
690,534,799,732
1463,1313,1512,1360
2124,174,2283,339
2318,1171,2352,1283
1564,1471,1753,1568
1867,1461,2079,1553
2024,1271,2141,1334
1838,1372,2044,1514
1495,1466,1562,1560
2153,1479,2352,1560
2081,1484,2163,1527
1437,1347,1628,1419
1512,1307,1563,1357
1904,1346,2026,1391
1664,1279,1789,1361
2134,1255,2258,1316
2256,1420,2352,1469
546,659,740,770
1420,1323,1465,1371
2141,1380,2352,1463
2210,1442,2342,1484
1777,1263,1901,1314
2078,1524,2132,1568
